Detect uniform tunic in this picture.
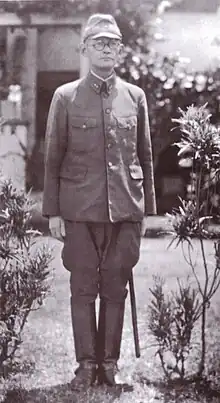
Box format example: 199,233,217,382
42,71,156,222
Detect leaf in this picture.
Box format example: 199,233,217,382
177,144,193,156
167,236,179,249
198,216,212,225
25,229,42,236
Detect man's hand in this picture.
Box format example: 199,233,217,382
49,216,66,240
141,216,148,237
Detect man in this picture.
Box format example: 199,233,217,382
43,13,156,392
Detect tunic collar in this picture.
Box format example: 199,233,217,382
88,70,116,94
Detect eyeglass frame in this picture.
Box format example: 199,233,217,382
88,37,122,51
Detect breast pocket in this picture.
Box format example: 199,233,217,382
116,116,137,151
69,116,98,152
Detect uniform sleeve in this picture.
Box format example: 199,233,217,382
137,90,157,215
42,90,68,217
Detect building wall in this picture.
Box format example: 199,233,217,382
38,27,81,72
21,28,38,158
3,16,88,190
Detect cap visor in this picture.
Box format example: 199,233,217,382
91,32,121,40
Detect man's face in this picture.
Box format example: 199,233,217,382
82,37,123,71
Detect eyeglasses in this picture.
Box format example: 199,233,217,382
90,38,121,51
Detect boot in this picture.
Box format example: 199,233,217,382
70,362,97,391
97,299,133,392
69,297,97,391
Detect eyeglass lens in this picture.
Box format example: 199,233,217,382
93,39,120,50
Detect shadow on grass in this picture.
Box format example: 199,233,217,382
3,378,220,403
3,383,124,403
139,376,220,403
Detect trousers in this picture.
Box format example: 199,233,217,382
62,221,141,304
61,221,141,369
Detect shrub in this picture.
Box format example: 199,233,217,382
148,105,220,398
0,177,53,378
149,275,200,381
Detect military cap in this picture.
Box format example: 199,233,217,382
82,13,122,42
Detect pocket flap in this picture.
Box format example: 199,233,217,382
70,116,97,129
60,165,88,180
129,164,144,179
116,116,137,129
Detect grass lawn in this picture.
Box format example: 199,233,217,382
1,236,220,403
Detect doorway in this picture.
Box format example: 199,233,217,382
36,71,79,141
27,71,79,190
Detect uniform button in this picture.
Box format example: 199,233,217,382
105,108,111,114
82,124,87,129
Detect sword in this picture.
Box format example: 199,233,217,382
129,273,141,358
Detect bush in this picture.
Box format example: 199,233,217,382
0,177,53,378
148,105,220,399
149,275,200,381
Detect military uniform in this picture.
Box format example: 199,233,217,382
43,13,156,391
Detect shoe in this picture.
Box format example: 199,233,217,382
70,364,97,392
97,364,133,392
